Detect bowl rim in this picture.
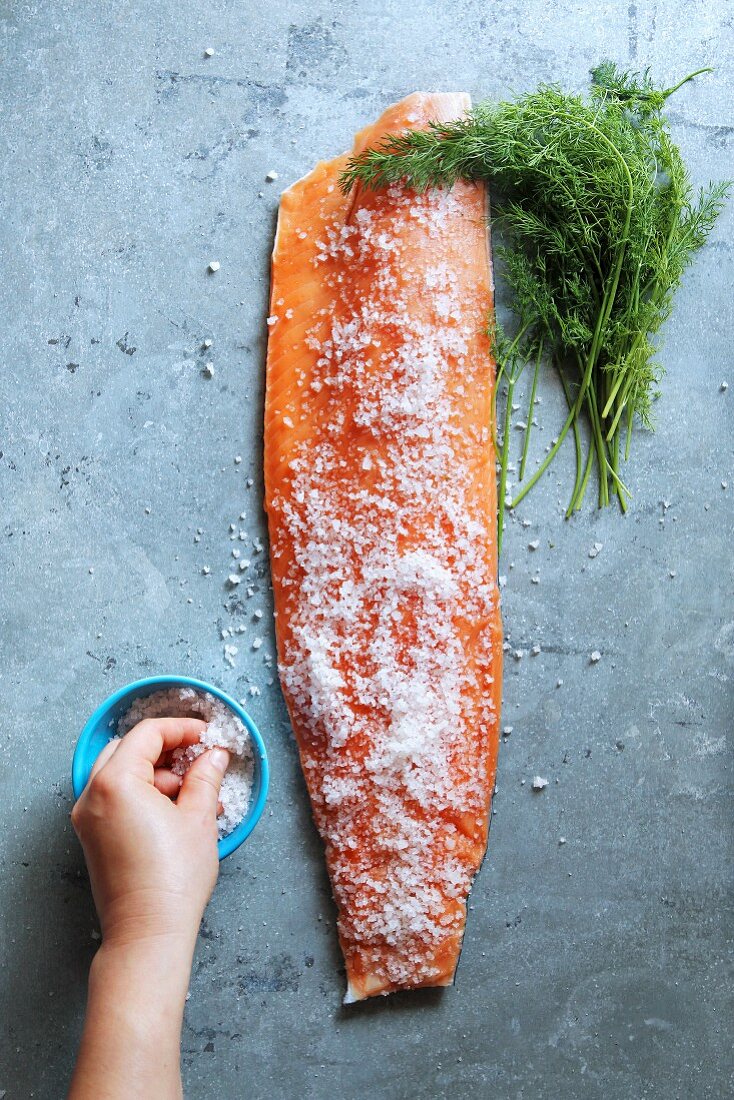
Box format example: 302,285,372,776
72,674,269,859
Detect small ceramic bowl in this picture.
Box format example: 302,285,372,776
72,674,269,859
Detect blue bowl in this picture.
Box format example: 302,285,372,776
72,675,269,859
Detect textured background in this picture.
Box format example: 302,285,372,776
1,1,732,1097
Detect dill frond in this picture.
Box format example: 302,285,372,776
341,64,730,529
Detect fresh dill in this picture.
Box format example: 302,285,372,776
341,63,730,551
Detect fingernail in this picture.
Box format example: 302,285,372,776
210,748,230,773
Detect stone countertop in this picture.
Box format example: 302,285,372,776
1,2,732,1097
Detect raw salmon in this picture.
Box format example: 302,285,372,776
264,92,502,1002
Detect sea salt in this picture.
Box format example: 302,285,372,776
117,687,253,837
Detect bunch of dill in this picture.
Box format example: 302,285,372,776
341,63,729,549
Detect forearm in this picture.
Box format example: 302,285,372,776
68,934,196,1100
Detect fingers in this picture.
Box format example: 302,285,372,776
87,738,121,782
154,768,183,799
177,748,230,818
109,717,208,781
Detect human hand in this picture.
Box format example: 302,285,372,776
69,718,229,1099
71,717,230,950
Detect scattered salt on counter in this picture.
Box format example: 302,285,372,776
118,687,254,838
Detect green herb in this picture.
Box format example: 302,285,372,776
341,64,730,550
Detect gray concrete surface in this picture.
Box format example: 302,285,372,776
1,1,732,1097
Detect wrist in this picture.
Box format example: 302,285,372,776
88,935,196,1049
97,886,206,953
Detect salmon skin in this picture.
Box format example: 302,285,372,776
264,92,502,1002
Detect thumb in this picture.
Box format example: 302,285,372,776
177,747,230,817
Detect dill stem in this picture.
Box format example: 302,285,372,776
558,367,584,516
601,369,628,419
605,372,635,440
519,340,543,481
511,298,606,510
586,386,609,507
489,361,506,453
510,407,572,507
611,430,629,513
497,372,517,557
490,321,530,452
574,442,596,513
663,67,714,98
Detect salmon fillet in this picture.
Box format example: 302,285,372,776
264,92,502,1002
